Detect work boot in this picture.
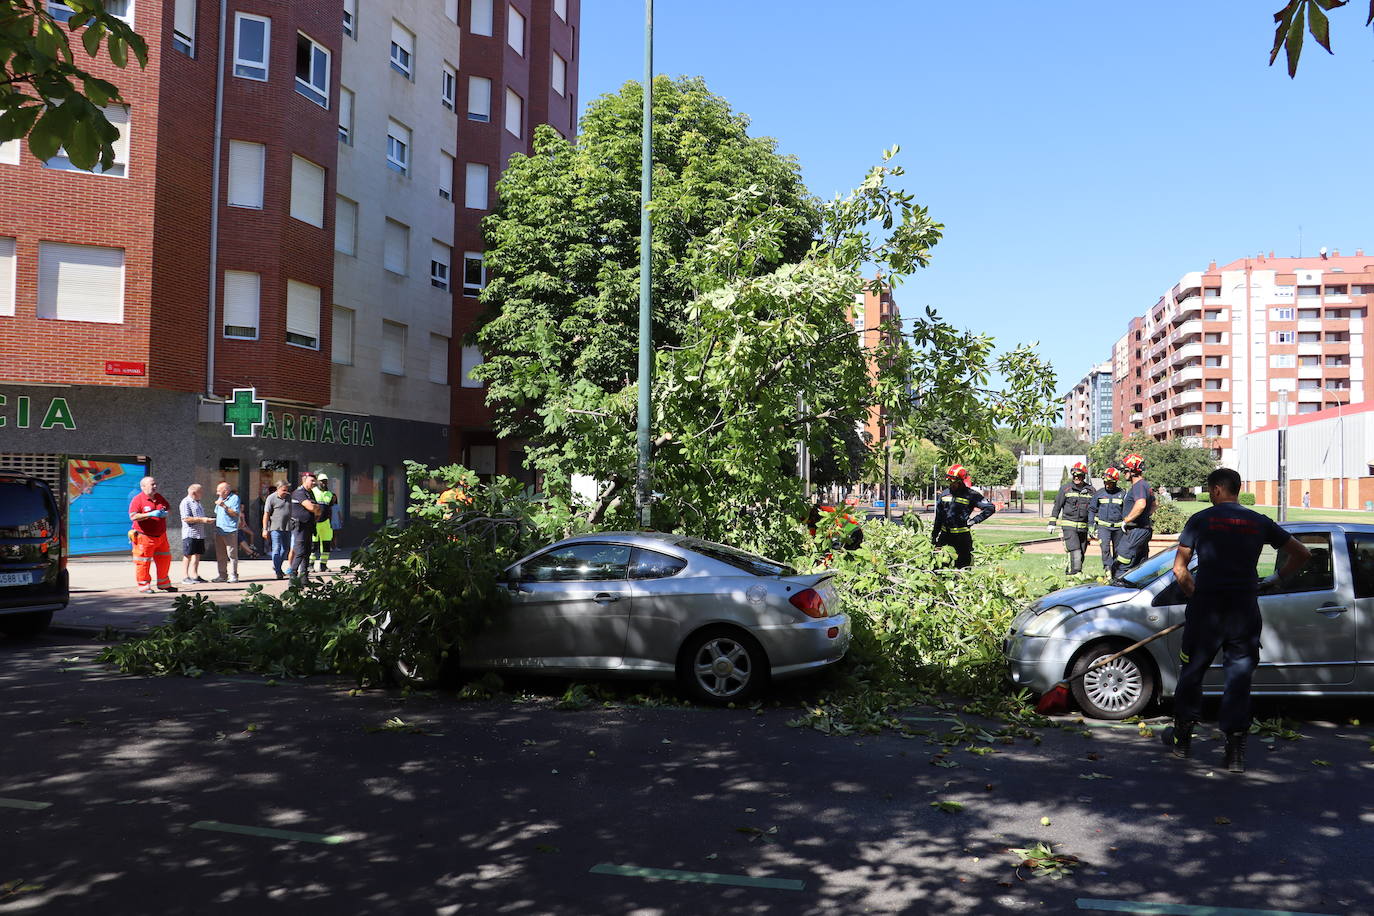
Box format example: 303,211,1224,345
1162,721,1193,758
1224,731,1247,773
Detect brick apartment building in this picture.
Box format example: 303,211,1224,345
0,0,579,555
1105,251,1373,470
1061,362,1113,443
849,281,902,446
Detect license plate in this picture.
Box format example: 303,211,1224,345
0,571,33,587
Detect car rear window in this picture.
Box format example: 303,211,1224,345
678,538,795,577
0,481,57,538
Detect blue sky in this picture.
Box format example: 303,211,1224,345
577,1,1374,398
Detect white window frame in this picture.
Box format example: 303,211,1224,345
504,87,522,138
465,162,489,210
439,152,454,201
45,104,130,177
222,270,260,340
431,241,451,292
173,0,196,55
0,237,15,317
334,196,358,255
386,119,410,174
382,320,407,376
342,0,356,37
390,21,415,79
1273,330,1295,344
507,5,526,55
234,12,270,81
37,241,126,324
289,154,326,228
338,86,354,144
471,0,493,36
552,51,567,96
467,76,491,122
463,251,485,297
332,305,355,365
50,1,133,25
295,32,331,108
285,279,321,349
226,140,265,209
442,63,457,110
0,139,19,165
1272,306,1295,320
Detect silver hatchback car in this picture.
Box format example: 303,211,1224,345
456,531,851,704
1005,522,1373,719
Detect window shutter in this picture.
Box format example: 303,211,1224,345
552,52,566,95
0,237,15,316
285,280,321,345
429,334,449,383
507,5,525,54
382,321,406,375
106,104,131,170
335,197,357,255
505,88,522,137
37,242,125,323
471,0,492,35
227,140,264,208
174,0,196,43
465,163,488,210
444,0,458,22
391,21,413,59
460,345,484,388
384,220,408,274
0,139,19,165
339,86,353,141
439,153,454,200
290,155,326,227
468,76,491,120
222,271,260,336
332,306,354,364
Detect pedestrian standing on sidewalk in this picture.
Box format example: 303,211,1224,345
178,484,214,585
261,481,292,580
211,481,241,583
1048,461,1095,575
288,471,321,584
1164,467,1310,773
128,476,176,594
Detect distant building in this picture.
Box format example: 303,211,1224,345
1062,362,1114,442
848,281,902,446
1236,402,1370,509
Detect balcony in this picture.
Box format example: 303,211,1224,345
1175,389,1204,407
1129,412,1144,423
1170,342,1204,366
1176,411,1204,429
1298,342,1323,356
1174,366,1204,384
1169,319,1202,344
1148,337,1170,361
1175,296,1202,319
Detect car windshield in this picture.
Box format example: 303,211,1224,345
1118,547,1179,588
0,481,56,538
678,538,796,577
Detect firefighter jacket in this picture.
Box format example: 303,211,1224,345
1090,486,1126,530
1050,481,1096,530
932,486,996,540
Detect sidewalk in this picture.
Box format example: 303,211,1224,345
50,552,351,638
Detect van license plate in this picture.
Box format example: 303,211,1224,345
0,572,32,587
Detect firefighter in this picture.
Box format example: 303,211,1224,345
807,502,864,558
1112,453,1155,579
931,464,996,569
1090,466,1127,577
1048,461,1095,575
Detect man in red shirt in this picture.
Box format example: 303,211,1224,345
128,476,176,593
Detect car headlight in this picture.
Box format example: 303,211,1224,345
1020,605,1077,638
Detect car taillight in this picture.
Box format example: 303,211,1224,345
789,588,826,618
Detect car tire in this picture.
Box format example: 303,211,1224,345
677,627,769,706
0,610,53,639
1068,639,1156,720
368,611,451,689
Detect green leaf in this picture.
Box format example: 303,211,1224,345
1270,1,1301,67
1307,1,1333,52
65,115,102,171
1286,3,1306,76
82,20,107,58
28,111,67,162
107,34,128,69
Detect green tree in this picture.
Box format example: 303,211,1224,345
961,444,1017,488
474,76,819,441
1269,0,1372,76
1,0,147,169
1144,438,1217,491
1088,432,1122,474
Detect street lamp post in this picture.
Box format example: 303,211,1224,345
1326,389,1347,510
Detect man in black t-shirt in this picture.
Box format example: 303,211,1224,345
1111,453,1155,580
1165,467,1310,773
288,471,321,583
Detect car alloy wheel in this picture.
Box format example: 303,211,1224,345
1069,642,1155,720
679,628,767,705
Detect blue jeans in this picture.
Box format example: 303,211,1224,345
269,530,287,575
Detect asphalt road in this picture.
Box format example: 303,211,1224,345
3,631,1373,916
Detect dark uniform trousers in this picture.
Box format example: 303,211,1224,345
1173,589,1263,734
1096,524,1122,572
1112,526,1152,579
1060,525,1090,574
937,530,974,569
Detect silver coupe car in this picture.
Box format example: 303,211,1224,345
449,531,850,704
1005,522,1372,719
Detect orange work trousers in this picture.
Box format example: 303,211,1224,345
133,531,173,588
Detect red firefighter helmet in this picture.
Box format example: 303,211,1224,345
1123,453,1145,473
1103,466,1122,482
945,464,970,482
1071,461,1088,476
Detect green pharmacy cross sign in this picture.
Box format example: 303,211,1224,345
223,388,267,438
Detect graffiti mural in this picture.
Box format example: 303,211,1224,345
67,459,148,555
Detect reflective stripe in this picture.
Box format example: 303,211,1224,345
1060,522,1089,529
1097,522,1121,528
1115,554,1134,564
1179,652,1190,663
946,526,970,534
954,498,970,505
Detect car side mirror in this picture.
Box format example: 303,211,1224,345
1153,581,1186,607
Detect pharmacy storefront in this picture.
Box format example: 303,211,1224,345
1,384,447,556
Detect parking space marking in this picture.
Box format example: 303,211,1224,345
190,820,350,845
590,863,804,891
1076,897,1337,916
0,798,52,810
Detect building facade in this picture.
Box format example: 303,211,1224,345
1108,251,1373,466
1235,402,1373,510
1062,362,1113,443
0,0,579,555
849,282,901,446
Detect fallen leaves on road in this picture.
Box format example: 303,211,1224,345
366,716,441,736
1009,842,1080,881
930,801,963,814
